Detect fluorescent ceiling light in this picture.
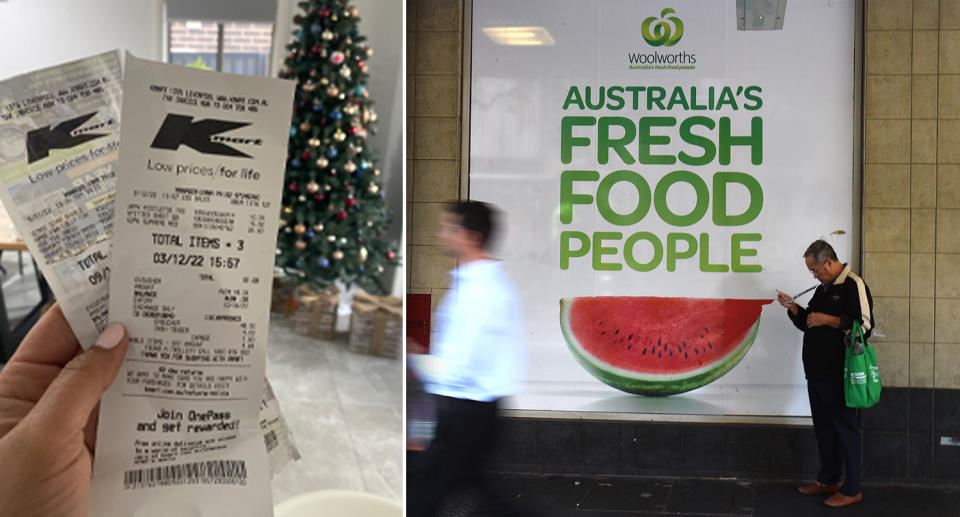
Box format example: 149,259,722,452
483,26,555,46
737,0,787,30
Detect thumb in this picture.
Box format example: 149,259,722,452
31,323,128,433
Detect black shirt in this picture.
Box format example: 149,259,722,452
787,265,874,381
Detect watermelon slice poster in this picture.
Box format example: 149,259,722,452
468,1,855,416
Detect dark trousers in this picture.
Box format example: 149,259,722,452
807,378,861,496
409,395,499,517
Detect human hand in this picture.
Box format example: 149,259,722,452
777,291,798,313
806,312,840,329
0,304,128,517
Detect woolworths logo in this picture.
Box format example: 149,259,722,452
628,8,695,70
642,8,684,47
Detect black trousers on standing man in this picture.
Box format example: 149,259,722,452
807,378,861,496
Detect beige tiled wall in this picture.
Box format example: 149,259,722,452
406,0,960,387
407,0,464,321
865,0,960,388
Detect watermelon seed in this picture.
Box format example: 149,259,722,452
704,327,709,333
615,329,620,335
682,341,687,348
601,331,606,335
658,338,661,347
599,321,604,326
684,352,688,359
700,334,704,339
669,350,673,356
695,349,699,354
708,342,713,349
658,351,662,358
642,348,647,355
629,334,634,340
627,344,632,350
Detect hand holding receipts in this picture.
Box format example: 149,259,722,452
0,305,128,517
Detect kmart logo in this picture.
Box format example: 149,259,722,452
642,8,684,47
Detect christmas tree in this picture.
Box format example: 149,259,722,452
277,0,400,293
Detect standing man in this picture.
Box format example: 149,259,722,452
407,201,526,517
777,240,873,508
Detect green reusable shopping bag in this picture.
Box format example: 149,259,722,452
844,321,882,408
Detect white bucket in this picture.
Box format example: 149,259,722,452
274,490,402,517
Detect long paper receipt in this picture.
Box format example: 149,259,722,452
89,54,294,517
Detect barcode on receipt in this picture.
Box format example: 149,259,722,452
263,430,279,452
123,460,247,489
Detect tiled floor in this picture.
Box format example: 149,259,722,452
266,312,403,505
476,474,960,516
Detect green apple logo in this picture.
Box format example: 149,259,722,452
642,8,684,47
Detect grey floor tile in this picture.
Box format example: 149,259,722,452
577,478,673,513
664,478,741,514
266,311,403,505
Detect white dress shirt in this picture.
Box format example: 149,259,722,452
408,259,526,402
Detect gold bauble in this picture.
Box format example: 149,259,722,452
315,157,329,168
373,169,381,176
306,181,320,193
327,85,339,97
324,184,332,191
361,65,369,74
332,249,344,260
343,160,356,173
308,137,321,147
309,69,317,77
283,206,293,214
320,77,329,85
367,183,379,194
294,240,306,250
299,121,312,131
366,221,374,227
302,82,315,92
327,235,337,242
333,130,346,142
331,14,338,21
348,6,359,17
339,66,351,78
313,223,324,231
358,247,368,263
366,48,374,57
294,224,306,234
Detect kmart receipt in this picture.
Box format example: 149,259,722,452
89,55,294,516
0,51,120,347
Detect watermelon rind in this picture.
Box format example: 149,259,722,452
559,298,763,396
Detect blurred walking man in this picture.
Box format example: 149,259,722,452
408,201,526,517
777,240,873,508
